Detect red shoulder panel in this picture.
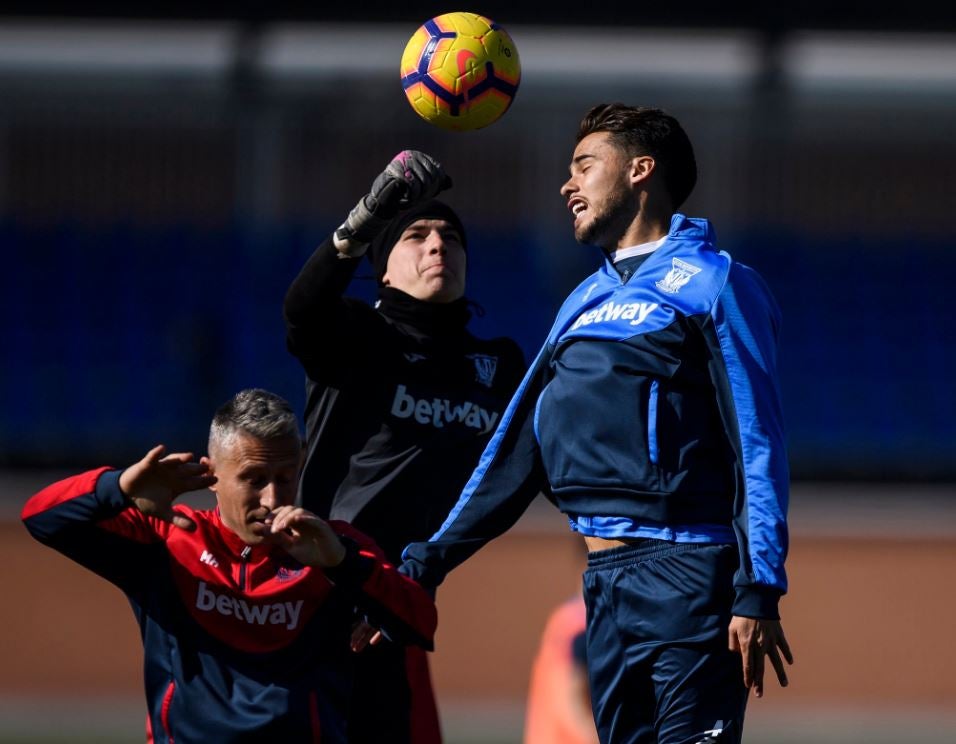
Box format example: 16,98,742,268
21,467,113,520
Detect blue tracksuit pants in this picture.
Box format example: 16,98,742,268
583,540,748,743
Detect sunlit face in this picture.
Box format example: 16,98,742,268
382,218,466,303
559,131,638,250
205,432,302,545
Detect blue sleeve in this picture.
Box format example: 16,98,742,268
707,262,789,619
400,343,552,591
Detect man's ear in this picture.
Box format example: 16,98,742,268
629,155,656,186
200,455,217,491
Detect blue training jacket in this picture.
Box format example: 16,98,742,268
402,214,789,619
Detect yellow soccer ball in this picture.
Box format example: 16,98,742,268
400,12,521,132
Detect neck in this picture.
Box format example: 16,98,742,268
606,195,672,252
619,210,672,249
377,286,471,337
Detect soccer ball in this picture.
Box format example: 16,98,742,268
400,12,521,132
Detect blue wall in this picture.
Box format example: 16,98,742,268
3,220,953,479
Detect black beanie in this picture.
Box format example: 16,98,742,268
367,199,467,284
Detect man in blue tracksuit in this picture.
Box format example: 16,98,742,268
401,103,793,743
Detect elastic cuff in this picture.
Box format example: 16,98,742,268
96,469,134,512
323,537,374,587
398,556,441,596
332,228,369,257
732,585,782,620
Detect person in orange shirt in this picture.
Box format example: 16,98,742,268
524,595,599,744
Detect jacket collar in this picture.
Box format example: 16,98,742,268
601,213,715,277
212,506,276,562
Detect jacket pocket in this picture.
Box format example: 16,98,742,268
647,380,660,465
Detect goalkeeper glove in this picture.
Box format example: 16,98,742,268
334,150,452,250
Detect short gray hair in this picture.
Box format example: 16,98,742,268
208,388,300,454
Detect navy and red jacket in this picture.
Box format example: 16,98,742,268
22,467,437,743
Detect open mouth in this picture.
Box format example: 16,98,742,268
569,199,587,222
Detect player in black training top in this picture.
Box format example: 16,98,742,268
283,151,525,744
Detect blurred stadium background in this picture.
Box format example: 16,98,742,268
1,3,955,742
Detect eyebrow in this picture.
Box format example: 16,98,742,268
569,153,595,174
401,224,462,240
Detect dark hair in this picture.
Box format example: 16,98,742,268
576,103,698,210
209,388,300,454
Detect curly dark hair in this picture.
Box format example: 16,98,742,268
576,103,698,210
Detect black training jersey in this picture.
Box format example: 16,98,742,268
284,237,525,563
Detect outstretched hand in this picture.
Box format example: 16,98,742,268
267,506,347,568
119,445,216,530
728,616,793,698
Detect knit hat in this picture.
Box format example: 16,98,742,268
367,199,467,284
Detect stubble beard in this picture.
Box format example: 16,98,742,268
575,178,635,249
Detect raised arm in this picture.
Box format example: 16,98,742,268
283,151,451,379
21,446,215,588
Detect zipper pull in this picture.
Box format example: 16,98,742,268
238,546,252,590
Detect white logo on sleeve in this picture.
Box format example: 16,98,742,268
200,550,220,568
195,581,304,630
655,257,701,294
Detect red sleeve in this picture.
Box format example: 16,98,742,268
23,467,167,543
21,466,114,521
325,520,438,650
22,468,166,589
